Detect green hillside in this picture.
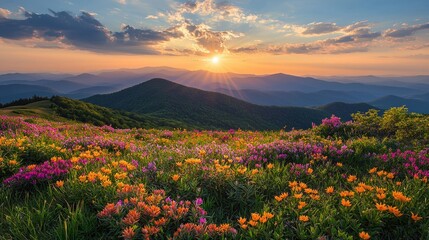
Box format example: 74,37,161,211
0,96,188,129
84,78,330,130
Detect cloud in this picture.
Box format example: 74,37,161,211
170,0,258,23
301,22,341,35
0,8,11,18
146,15,158,20
384,22,429,38
116,0,126,5
0,10,178,54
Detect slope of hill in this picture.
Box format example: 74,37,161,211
0,97,188,129
217,89,376,107
317,102,378,120
84,78,350,130
0,84,59,103
369,95,429,114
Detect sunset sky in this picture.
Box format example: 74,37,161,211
0,0,428,76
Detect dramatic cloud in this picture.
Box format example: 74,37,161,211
0,10,241,55
384,22,429,38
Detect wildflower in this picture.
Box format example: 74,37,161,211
248,220,258,227
326,186,334,194
386,173,394,179
122,209,140,225
185,158,202,164
267,163,274,169
299,215,309,222
376,193,386,200
392,191,411,203
176,162,183,167
375,203,388,211
307,168,313,174
237,167,247,174
294,193,303,199
369,167,377,174
240,224,248,229
122,226,136,240
238,217,247,225
336,162,343,167
347,175,357,182
355,186,366,193
251,169,259,175
8,160,18,165
172,174,180,181
341,198,352,207
79,175,87,182
289,181,298,188
411,212,423,222
275,192,288,202
359,231,370,240
298,201,307,209
102,180,112,187
251,213,260,221
263,212,274,219
396,181,402,186
55,180,64,188
388,205,403,217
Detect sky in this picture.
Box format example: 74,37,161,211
0,0,428,76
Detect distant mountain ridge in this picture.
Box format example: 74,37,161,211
1,67,428,112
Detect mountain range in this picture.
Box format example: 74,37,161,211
1,67,428,113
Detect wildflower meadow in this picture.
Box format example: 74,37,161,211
1,107,428,239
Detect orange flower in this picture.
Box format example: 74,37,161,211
289,181,298,188
267,163,274,169
336,162,343,167
375,203,388,211
325,186,334,194
251,169,259,175
248,220,258,227
263,212,274,219
238,217,247,225
307,168,313,174
122,209,141,225
298,201,307,209
55,180,64,188
369,167,377,174
294,193,303,199
172,174,180,181
392,191,411,202
251,213,260,221
355,186,366,193
359,231,370,240
411,212,423,222
388,205,403,217
347,175,357,182
122,226,136,240
274,192,288,202
341,198,352,207
299,215,309,222
376,193,386,200
240,224,248,229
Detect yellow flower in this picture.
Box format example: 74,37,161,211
267,163,274,169
411,212,423,222
392,191,411,203
79,175,87,182
262,212,274,219
172,174,180,181
359,231,370,240
325,186,334,194
336,162,343,167
299,215,309,222
185,158,202,164
251,169,259,175
102,180,112,187
341,198,352,207
237,167,247,174
55,180,64,188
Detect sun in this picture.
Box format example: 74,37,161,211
211,56,220,64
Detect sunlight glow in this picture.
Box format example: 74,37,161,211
211,56,220,64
